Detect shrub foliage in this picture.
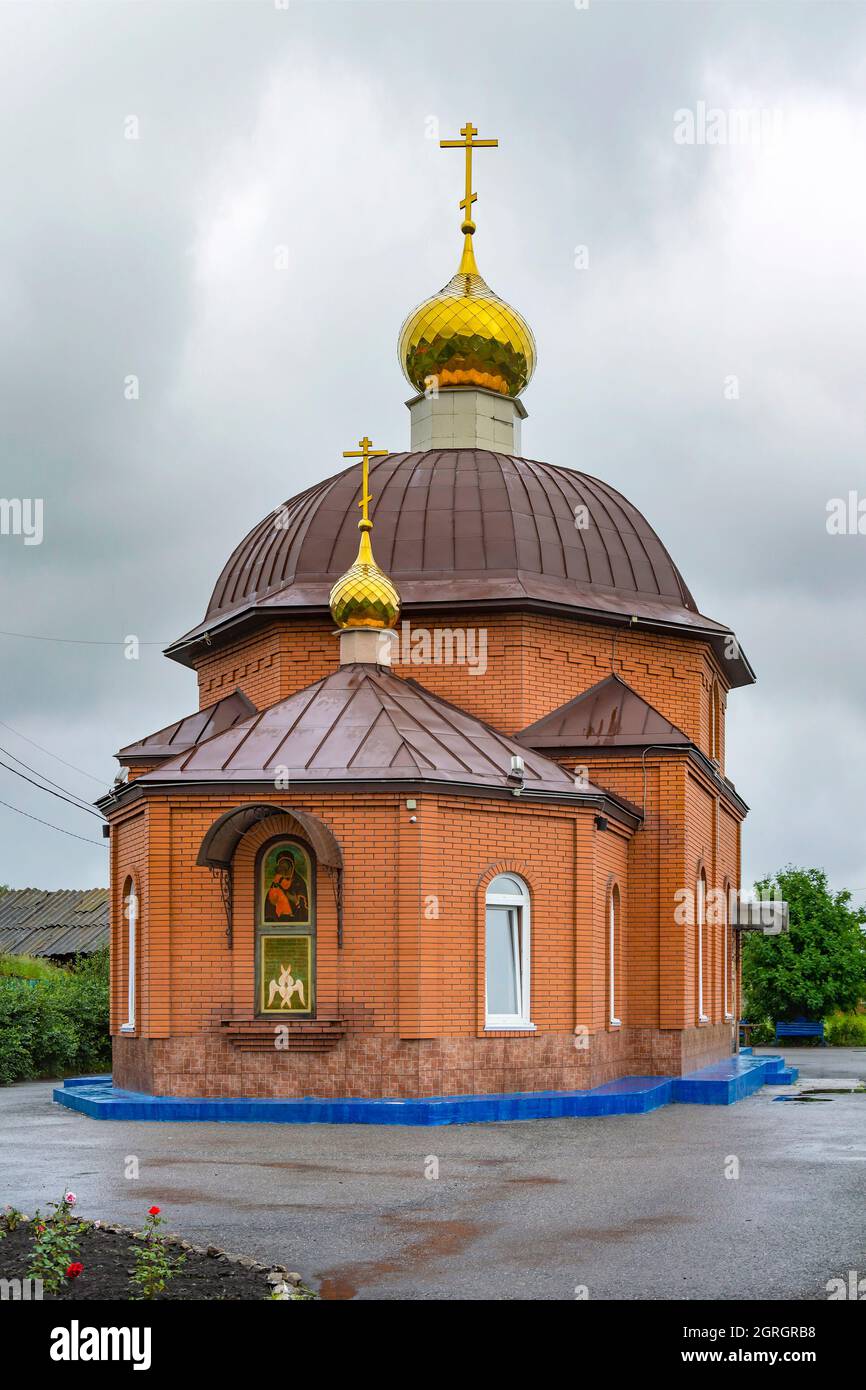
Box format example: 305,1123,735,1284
0,950,110,1084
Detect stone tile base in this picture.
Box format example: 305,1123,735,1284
113,1022,736,1100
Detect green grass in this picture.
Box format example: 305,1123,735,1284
0,953,61,981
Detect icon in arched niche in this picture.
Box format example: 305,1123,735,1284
262,841,311,925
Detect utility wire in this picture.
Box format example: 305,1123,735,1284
0,758,104,819
0,798,107,847
0,720,105,785
0,629,167,646
0,743,98,813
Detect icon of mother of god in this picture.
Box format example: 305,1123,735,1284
264,849,310,924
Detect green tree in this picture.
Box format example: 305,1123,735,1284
743,866,866,1021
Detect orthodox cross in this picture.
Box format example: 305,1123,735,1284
343,436,388,528
440,121,498,234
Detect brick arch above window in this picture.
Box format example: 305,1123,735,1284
604,872,623,901
475,859,535,895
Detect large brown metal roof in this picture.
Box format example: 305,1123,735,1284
0,888,109,957
165,450,753,686
131,663,632,813
116,689,256,763
516,673,691,750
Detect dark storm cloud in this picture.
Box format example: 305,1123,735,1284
0,0,863,895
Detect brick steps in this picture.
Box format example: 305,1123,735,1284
218,1017,346,1053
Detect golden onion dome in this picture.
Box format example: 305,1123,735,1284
329,437,401,632
399,234,536,398
329,525,401,630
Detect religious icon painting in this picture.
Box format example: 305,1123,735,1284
261,841,311,926
259,934,313,1015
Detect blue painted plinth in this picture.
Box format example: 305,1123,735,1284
53,1054,798,1125
54,1075,672,1126
672,1054,795,1105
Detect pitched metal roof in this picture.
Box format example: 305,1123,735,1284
0,888,109,957
117,689,257,763
516,673,692,749
132,663,628,809
165,450,753,687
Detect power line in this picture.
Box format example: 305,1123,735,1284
0,798,107,847
0,720,105,785
0,629,167,646
0,758,104,819
0,743,98,813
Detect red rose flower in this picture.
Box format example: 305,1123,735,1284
66,1262,84,1279
148,1206,160,1216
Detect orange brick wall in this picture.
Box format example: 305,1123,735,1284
108,777,741,1097
110,787,689,1095
111,791,619,1042
545,749,742,1043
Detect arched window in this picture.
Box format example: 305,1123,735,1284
697,869,709,1023
120,875,137,1033
709,681,721,763
608,883,622,1027
485,874,531,1029
723,880,734,1021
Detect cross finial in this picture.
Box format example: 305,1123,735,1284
342,435,389,530
440,120,498,236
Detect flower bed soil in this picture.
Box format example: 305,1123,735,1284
0,1220,309,1300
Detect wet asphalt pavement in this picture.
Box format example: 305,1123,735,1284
1,1052,864,1301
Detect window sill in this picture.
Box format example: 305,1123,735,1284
120,1024,136,1034
697,1015,710,1026
484,1022,536,1033
607,1018,622,1030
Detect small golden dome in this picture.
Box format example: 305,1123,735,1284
329,526,401,630
399,235,536,398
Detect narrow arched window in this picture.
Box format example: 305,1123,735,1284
608,883,622,1027
697,870,708,1023
723,880,734,1021
485,874,531,1029
121,875,137,1033
709,681,721,762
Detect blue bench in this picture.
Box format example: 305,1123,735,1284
775,1019,826,1046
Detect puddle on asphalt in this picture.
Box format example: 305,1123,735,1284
773,1095,834,1103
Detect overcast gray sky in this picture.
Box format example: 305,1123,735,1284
0,0,863,896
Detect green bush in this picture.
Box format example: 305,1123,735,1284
0,956,110,1085
825,1011,866,1046
744,1018,774,1046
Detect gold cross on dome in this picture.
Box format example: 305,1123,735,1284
440,121,498,234
343,435,388,528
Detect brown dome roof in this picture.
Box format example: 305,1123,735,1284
167,449,752,685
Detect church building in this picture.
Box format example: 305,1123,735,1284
102,125,756,1106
